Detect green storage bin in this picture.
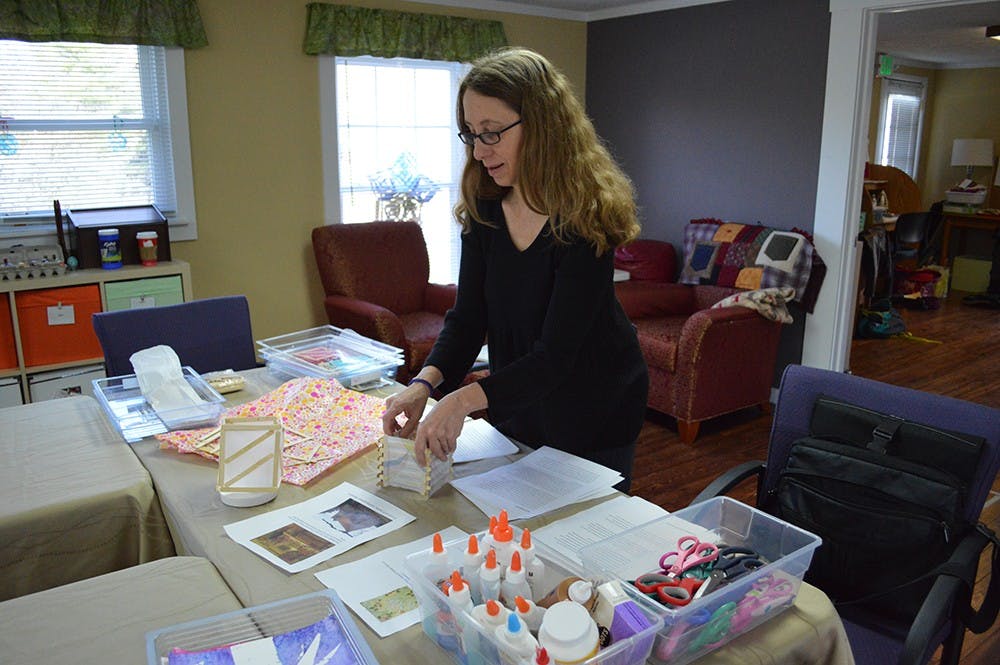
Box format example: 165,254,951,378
104,276,184,311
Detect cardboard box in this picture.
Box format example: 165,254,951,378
15,285,104,366
104,276,184,311
951,255,992,293
68,205,170,269
0,294,17,370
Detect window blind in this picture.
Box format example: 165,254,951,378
877,76,925,178
0,41,176,219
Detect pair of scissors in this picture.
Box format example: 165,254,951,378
633,572,703,607
688,601,737,652
659,535,719,578
693,546,767,598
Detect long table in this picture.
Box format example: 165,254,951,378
0,396,175,601
128,367,854,665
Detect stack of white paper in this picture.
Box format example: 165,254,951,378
449,446,623,519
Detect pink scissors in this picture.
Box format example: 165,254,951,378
659,535,719,577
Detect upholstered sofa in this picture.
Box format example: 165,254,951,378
614,221,825,443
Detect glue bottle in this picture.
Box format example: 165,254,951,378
495,612,540,664
445,570,475,616
425,532,451,587
492,509,517,569
463,533,485,605
514,595,545,635
480,548,502,603
520,529,546,598
537,600,601,665
502,551,533,607
470,598,510,632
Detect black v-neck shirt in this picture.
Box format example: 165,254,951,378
425,198,648,456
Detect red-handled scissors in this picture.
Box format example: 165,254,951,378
659,535,719,577
634,572,703,607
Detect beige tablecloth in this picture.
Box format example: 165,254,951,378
128,368,854,665
0,396,175,600
0,556,243,664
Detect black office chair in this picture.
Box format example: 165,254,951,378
692,365,1000,665
92,295,258,376
893,212,931,267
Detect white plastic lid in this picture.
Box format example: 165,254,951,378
538,600,600,663
98,228,118,236
567,580,593,605
136,230,158,239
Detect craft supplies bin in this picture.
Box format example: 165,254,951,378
14,284,103,366
93,366,225,442
28,364,104,401
404,530,664,665
580,497,821,665
104,275,184,311
257,325,404,389
146,589,378,665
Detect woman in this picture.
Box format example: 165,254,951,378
381,47,647,491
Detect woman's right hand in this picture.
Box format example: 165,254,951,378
381,382,432,439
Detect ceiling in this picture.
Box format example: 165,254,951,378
429,0,1000,68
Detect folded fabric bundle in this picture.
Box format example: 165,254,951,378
711,286,796,323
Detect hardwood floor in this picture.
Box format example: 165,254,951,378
628,290,1000,663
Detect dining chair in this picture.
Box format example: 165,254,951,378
92,295,258,376
691,364,1000,665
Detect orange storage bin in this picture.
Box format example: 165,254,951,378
0,294,17,369
15,285,104,367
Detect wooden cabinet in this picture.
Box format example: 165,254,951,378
0,260,192,403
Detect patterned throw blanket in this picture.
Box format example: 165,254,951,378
711,286,797,324
679,219,826,312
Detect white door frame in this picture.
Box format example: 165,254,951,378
804,0,976,371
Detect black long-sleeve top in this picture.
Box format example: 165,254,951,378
425,198,648,456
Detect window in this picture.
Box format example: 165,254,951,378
0,41,196,240
321,56,469,284
875,74,926,179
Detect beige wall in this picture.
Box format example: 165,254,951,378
868,66,1000,210
173,0,587,340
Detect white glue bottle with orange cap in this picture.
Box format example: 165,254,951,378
444,570,474,616
479,548,502,603
501,551,533,607
463,533,485,605
520,528,546,598
424,532,451,588
492,509,518,570
513,595,545,635
470,598,510,632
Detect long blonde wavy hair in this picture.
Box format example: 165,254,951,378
455,47,640,255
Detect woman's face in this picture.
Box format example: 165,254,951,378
461,89,523,189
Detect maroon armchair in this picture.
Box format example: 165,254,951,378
614,240,783,444
311,222,457,383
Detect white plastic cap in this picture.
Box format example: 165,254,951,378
538,600,599,663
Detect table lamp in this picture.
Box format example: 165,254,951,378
951,138,994,182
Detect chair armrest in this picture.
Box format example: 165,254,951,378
689,461,765,506
424,283,457,316
899,526,997,665
615,282,696,319
322,295,406,348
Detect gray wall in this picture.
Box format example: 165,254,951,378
587,0,831,376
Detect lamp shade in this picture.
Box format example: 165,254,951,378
951,138,994,167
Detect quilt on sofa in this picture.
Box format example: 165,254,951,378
679,219,826,312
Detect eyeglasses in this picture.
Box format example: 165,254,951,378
457,119,522,146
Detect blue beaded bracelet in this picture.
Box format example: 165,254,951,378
408,377,434,394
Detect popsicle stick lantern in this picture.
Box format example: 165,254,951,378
217,416,283,507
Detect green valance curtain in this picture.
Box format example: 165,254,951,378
303,3,506,62
0,0,208,47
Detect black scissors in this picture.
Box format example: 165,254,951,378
693,546,767,598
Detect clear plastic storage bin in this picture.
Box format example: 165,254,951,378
93,366,225,442
145,589,378,665
257,325,404,389
404,530,664,665
579,497,821,665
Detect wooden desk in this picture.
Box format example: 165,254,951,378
940,211,1000,265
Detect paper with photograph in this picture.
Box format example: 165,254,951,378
315,525,468,637
224,483,415,573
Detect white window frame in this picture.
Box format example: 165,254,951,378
874,73,927,180
318,55,468,284
0,46,197,245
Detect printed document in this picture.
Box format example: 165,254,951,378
453,418,519,463
450,446,622,519
223,483,414,573
315,526,468,637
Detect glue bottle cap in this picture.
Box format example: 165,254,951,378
493,511,513,543
450,570,466,592
486,599,502,616
467,534,480,555
515,595,532,613
521,528,533,550
432,533,444,554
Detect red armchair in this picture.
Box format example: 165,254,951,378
311,222,457,383
614,241,783,444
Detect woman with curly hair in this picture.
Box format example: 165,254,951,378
382,47,648,491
